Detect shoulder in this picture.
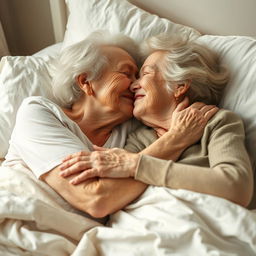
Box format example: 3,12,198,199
205,108,245,137
20,96,57,110
16,96,67,128
208,108,244,127
18,96,61,117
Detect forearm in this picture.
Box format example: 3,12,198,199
94,178,147,216
42,166,147,218
135,155,253,207
140,132,188,161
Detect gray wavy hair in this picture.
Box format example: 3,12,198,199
140,34,229,105
50,31,139,107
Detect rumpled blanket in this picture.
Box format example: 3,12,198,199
0,164,256,255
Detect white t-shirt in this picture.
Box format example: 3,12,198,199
3,96,140,178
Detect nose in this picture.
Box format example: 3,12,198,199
130,80,141,92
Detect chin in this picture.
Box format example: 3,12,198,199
133,109,143,121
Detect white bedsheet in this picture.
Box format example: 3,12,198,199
0,164,255,255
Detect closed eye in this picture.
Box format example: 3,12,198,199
116,71,130,76
140,65,156,77
139,71,150,77
121,72,131,76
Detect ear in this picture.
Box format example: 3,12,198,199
76,73,94,96
76,73,87,88
174,80,191,98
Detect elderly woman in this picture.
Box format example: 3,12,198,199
59,34,253,209
2,31,214,219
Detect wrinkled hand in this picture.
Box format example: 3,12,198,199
59,146,140,185
167,97,218,146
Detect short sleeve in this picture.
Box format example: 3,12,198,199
9,99,87,178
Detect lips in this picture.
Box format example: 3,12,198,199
134,94,145,100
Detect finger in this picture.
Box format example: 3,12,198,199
93,145,108,151
199,105,216,115
59,161,92,177
60,156,90,170
175,96,189,112
190,102,206,110
62,151,90,162
204,107,219,121
62,155,72,162
70,168,98,185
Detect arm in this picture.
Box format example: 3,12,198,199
59,100,218,180
41,166,147,218
11,98,147,218
60,110,253,207
139,100,219,160
134,110,253,207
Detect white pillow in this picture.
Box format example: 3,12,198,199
0,56,55,158
197,35,256,208
197,35,256,169
0,0,200,160
62,0,201,49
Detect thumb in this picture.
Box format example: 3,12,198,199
175,96,189,112
93,145,108,151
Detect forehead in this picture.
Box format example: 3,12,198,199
143,51,166,67
102,45,137,70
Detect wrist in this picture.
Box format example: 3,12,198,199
128,153,141,177
162,131,189,154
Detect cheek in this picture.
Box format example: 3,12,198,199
141,77,171,113
143,77,160,104
103,74,130,102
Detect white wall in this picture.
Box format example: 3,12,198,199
0,0,55,55
129,0,256,36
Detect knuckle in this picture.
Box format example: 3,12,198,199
77,151,84,157
65,169,71,175
76,162,83,168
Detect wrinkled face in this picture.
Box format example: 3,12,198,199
130,51,174,121
91,46,138,119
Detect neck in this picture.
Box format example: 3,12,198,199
142,114,172,132
140,104,177,137
62,95,131,146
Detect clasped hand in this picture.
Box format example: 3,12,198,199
59,146,140,184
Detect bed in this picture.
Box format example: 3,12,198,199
0,0,256,255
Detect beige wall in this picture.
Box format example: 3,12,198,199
0,0,55,55
130,0,256,36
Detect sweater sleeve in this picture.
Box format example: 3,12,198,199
134,110,253,206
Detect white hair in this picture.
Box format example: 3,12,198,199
50,31,139,107
140,34,229,105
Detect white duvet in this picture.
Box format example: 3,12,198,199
0,164,255,256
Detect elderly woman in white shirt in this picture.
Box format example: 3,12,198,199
59,34,253,210
3,31,215,219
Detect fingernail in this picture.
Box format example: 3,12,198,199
70,179,76,185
